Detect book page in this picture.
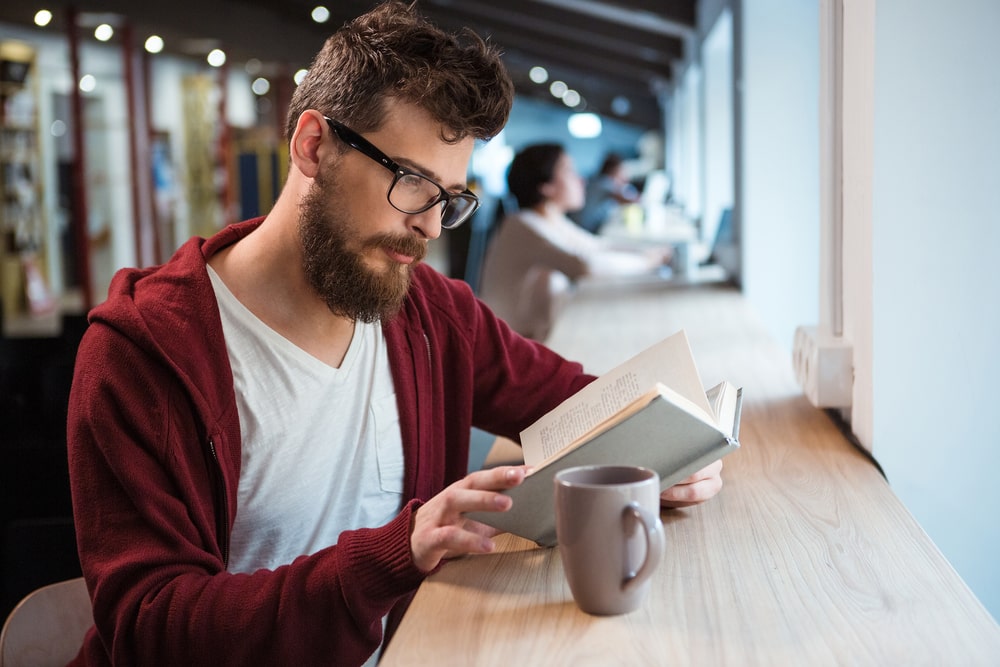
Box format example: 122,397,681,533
521,330,714,467
527,376,650,464
705,381,741,438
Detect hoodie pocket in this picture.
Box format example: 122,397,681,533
370,392,405,494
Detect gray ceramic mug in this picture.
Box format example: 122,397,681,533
554,465,666,615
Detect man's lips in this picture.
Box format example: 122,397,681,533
385,248,417,265
365,234,426,266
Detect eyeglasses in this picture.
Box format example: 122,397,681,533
324,117,480,230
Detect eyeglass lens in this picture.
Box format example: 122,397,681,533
442,196,477,228
389,172,477,228
324,117,478,229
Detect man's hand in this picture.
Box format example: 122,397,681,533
659,459,724,508
410,465,530,573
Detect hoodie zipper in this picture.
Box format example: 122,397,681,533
207,436,230,568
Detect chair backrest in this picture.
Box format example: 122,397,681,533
0,577,93,667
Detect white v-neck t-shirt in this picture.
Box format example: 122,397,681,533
207,266,405,575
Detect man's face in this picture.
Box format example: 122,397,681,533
298,168,423,322
298,101,475,322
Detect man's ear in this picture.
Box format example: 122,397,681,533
289,110,327,179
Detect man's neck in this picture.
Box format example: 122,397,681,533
208,214,357,368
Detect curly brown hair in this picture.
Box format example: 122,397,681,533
285,1,513,144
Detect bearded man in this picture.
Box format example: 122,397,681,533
66,3,723,666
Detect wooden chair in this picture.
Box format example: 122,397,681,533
0,577,92,667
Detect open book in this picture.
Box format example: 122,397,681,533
467,330,742,546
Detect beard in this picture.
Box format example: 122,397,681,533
298,169,427,323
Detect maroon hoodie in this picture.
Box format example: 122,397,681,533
67,218,594,666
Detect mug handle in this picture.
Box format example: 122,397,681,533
621,501,665,592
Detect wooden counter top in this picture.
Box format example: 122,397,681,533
380,283,1000,666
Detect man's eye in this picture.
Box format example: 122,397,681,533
397,173,425,190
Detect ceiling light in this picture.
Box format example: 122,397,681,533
567,113,602,139
251,77,271,95
207,49,226,67
549,80,567,98
79,74,97,92
529,66,548,84
294,69,309,85
144,35,164,54
562,89,581,108
34,10,53,27
311,6,330,23
611,96,632,116
94,24,114,42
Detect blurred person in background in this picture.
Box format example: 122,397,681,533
479,144,671,341
571,152,640,233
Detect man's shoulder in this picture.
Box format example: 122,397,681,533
119,219,258,308
408,264,475,308
86,233,220,363
394,264,481,334
408,262,462,289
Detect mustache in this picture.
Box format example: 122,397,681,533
364,233,427,262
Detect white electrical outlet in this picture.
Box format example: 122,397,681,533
793,326,853,408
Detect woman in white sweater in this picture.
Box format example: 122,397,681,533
480,143,670,341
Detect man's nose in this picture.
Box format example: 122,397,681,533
406,206,442,240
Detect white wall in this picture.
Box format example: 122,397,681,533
701,9,735,252
667,63,703,221
739,0,820,355
740,0,999,622
837,0,876,449
871,0,1000,620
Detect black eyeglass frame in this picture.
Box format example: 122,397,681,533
324,117,479,229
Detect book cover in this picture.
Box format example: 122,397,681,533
467,330,743,546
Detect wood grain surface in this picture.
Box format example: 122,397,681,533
380,283,1000,666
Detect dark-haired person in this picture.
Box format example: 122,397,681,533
480,143,672,341
67,4,721,665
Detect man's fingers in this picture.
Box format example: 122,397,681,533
660,460,724,508
463,465,531,490
660,475,723,508
424,524,496,556
410,466,532,572
441,487,513,514
675,459,723,485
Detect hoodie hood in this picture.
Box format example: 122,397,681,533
87,218,263,431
